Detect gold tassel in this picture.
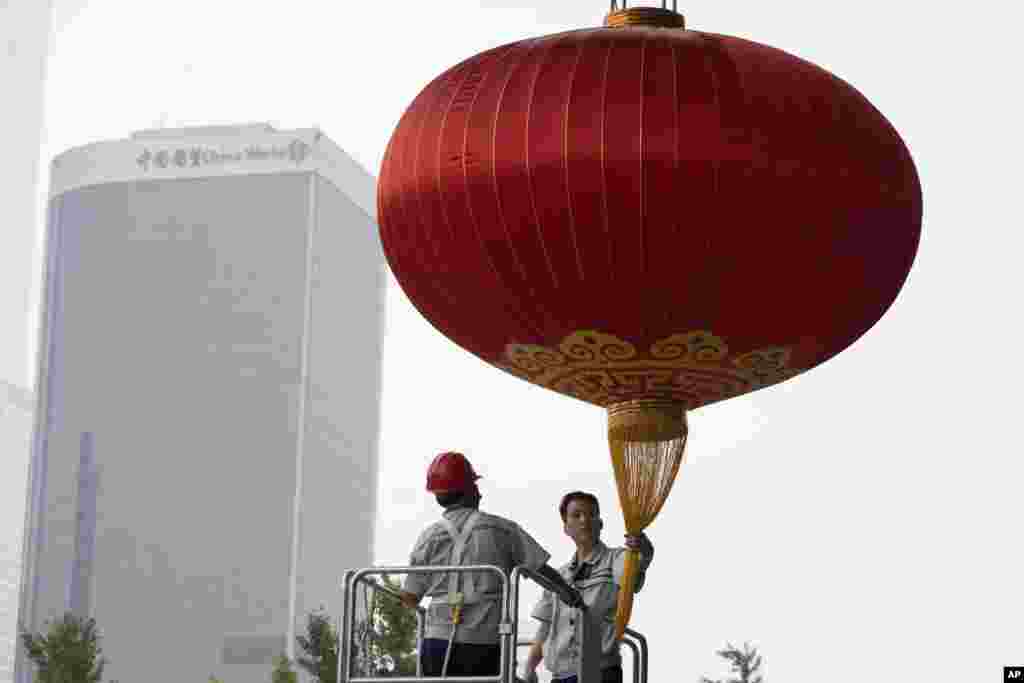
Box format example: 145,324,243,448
607,399,688,640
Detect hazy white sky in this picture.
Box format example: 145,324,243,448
7,0,1024,681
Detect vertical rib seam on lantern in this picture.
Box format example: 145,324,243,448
638,32,649,341
490,39,558,334
701,32,724,332
390,66,464,343
459,45,546,342
600,32,616,283
564,34,587,283
525,34,564,293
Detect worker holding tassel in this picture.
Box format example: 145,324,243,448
523,491,655,683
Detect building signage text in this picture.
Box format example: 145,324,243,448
136,139,311,171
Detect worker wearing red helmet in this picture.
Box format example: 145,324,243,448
399,451,585,678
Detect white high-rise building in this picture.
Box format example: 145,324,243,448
1,3,53,682
0,0,54,389
1,383,34,683
16,124,383,683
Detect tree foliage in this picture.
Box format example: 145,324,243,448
368,575,417,676
291,576,421,682
297,575,419,681
19,612,106,683
700,642,763,683
271,654,298,683
350,575,419,677
295,608,339,683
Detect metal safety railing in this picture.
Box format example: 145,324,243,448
338,567,430,679
338,564,648,683
514,632,647,683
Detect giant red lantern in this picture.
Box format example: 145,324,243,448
378,4,921,637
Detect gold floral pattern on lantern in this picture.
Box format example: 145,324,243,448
499,330,801,409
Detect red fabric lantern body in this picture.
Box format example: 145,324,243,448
380,8,922,639
379,20,921,410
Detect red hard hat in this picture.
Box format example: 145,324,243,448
426,451,481,493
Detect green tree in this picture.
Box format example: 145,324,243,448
19,612,106,683
700,642,763,683
295,608,339,683
299,576,419,681
369,576,418,676
271,655,298,683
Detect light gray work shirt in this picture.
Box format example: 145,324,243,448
403,505,551,644
530,538,654,679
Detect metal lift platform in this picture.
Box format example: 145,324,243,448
337,564,648,683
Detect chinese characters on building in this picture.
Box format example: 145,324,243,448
137,139,310,171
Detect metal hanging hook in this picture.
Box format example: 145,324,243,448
610,1,680,15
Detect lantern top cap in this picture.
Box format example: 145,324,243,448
604,7,686,29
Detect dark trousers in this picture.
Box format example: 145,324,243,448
555,665,624,683
420,637,501,677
